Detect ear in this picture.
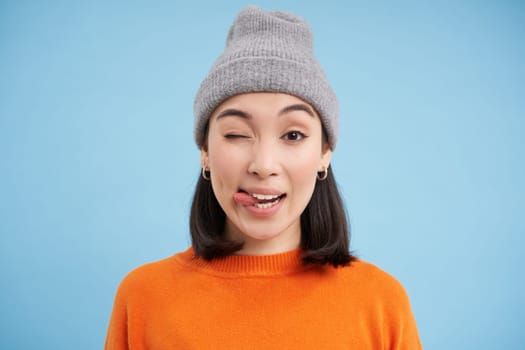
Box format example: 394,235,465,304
200,148,209,169
320,143,332,171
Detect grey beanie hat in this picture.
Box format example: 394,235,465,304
194,5,338,149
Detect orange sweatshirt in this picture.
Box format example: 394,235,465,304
105,248,422,349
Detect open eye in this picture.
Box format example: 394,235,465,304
282,130,306,142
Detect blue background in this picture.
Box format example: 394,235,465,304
1,1,523,348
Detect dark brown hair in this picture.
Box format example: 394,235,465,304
189,166,354,267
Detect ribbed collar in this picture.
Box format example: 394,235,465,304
173,247,310,277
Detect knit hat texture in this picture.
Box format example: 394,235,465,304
193,5,338,149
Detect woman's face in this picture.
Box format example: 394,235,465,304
202,92,332,255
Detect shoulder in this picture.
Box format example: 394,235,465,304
336,259,413,310
345,260,422,346
329,260,422,347
121,256,174,283
114,250,188,301
345,259,405,288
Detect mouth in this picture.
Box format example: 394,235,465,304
251,192,286,209
234,190,287,209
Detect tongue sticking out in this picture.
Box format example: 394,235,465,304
233,192,258,205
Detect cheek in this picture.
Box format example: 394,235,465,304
296,161,320,192
285,150,322,195
207,141,245,192
284,143,323,175
210,151,235,175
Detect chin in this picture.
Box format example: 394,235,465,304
242,229,282,242
239,222,298,243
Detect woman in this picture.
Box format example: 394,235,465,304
105,6,422,349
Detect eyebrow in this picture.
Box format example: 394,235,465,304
216,103,315,121
278,103,315,117
216,109,253,120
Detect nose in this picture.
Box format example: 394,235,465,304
247,139,280,178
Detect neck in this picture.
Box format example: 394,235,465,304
224,220,301,256
236,235,301,256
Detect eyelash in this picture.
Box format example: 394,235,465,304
282,130,307,142
224,134,247,139
223,131,307,141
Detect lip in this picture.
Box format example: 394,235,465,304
240,187,285,196
242,196,285,218
236,187,286,218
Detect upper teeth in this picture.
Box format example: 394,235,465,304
251,193,280,200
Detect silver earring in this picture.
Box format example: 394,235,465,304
317,167,328,181
202,167,210,181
